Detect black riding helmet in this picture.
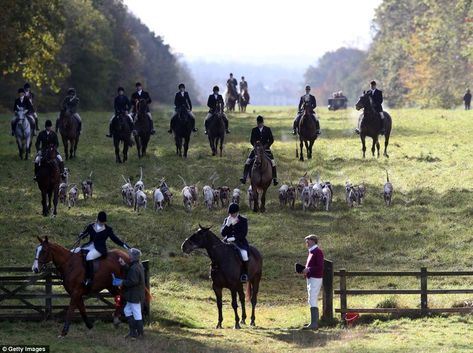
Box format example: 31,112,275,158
97,211,107,223
45,120,53,128
18,88,25,94
117,86,125,93
24,83,31,90
67,88,76,95
178,83,185,89
213,86,219,92
228,203,239,214
135,82,142,87
256,115,264,123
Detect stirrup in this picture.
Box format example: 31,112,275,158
226,129,230,134
204,130,208,135
83,278,92,287
240,274,248,283
240,177,246,184
192,128,198,132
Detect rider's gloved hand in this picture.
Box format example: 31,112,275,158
112,273,123,286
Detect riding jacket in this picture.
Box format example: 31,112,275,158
250,126,274,149
62,95,79,113
298,94,317,112
114,95,132,114
207,94,224,113
174,91,192,111
131,90,152,113
78,223,128,256
35,130,59,152
367,89,383,112
221,215,250,252
13,97,34,113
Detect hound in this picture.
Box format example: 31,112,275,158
218,186,231,207
297,172,310,196
279,184,289,206
68,184,78,209
61,167,70,184
203,185,214,210
357,183,366,205
247,186,254,210
59,183,68,205
81,171,93,200
345,182,357,208
287,185,296,209
159,179,172,206
384,171,393,206
232,188,241,205
121,175,134,207
134,189,147,212
153,188,164,211
134,167,144,192
189,184,198,207
301,186,312,211
182,186,193,211
311,183,323,209
322,183,332,211
213,188,221,208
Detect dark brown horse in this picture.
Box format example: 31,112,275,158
250,141,273,212
355,92,392,158
207,102,225,157
181,226,262,328
225,83,238,112
58,109,80,160
171,106,193,158
112,112,133,163
238,89,250,113
32,236,129,336
297,102,318,161
36,144,60,216
133,99,151,158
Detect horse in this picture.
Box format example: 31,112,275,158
249,141,273,212
58,109,80,160
181,226,262,329
171,106,193,158
14,108,32,160
297,102,318,161
207,103,225,157
225,83,238,112
36,144,61,216
133,99,152,158
238,89,250,113
355,91,392,158
32,236,128,337
112,112,132,163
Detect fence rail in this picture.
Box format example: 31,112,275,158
0,261,150,321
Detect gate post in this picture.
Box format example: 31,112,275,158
45,269,52,320
420,267,428,316
339,268,347,322
142,260,150,317
322,259,333,321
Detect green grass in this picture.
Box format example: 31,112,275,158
1,106,473,352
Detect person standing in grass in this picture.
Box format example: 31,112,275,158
297,234,324,330
464,89,471,110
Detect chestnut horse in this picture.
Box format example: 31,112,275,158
58,109,80,160
297,102,318,161
250,141,273,212
355,91,392,158
36,144,60,216
181,226,262,328
32,236,129,337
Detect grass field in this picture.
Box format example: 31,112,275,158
0,106,473,352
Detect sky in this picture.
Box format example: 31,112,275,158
123,0,382,67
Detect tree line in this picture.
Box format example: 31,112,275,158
305,0,473,108
0,0,197,112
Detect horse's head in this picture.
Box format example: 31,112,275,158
355,91,372,111
16,107,28,120
303,101,312,116
181,225,214,254
44,144,57,162
254,141,265,165
137,99,148,114
32,236,52,273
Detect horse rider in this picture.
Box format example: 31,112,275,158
11,88,36,136
464,88,471,110
24,83,39,132
56,88,82,135
356,80,385,135
204,86,230,135
240,115,278,186
227,73,238,95
73,211,130,287
240,76,248,92
130,82,155,135
107,87,133,138
113,248,146,339
297,234,324,330
168,83,197,134
34,120,65,181
221,203,250,283
293,85,321,135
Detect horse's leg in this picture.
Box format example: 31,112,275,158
184,136,189,158
250,278,260,326
63,137,69,161
17,139,22,160
69,139,74,159
371,138,376,157
41,190,48,217
114,139,121,163
238,286,246,325
76,296,93,329
305,141,311,159
376,138,380,158
308,140,315,159
124,140,129,162
219,136,223,157
47,190,52,214
299,140,304,161
209,136,215,156
74,137,79,158
260,189,267,213
361,135,366,158
53,187,58,216
231,290,241,329
253,190,259,212
61,296,79,336
384,133,390,158
213,285,223,329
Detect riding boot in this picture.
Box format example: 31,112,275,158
302,307,319,330
315,119,321,135
33,163,39,181
135,320,144,338
149,117,155,135
204,118,209,135
59,161,65,177
224,116,230,133
106,122,113,138
34,116,39,132
380,117,386,135
125,316,137,339
190,116,198,133
11,121,16,136
55,119,59,133
240,261,249,283
293,118,300,135
240,164,250,184
272,166,278,186
83,260,94,287
78,120,82,135
168,119,173,134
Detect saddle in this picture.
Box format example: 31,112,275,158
80,248,106,273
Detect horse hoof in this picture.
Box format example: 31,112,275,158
234,323,241,330
85,321,94,329
240,319,246,325
57,334,66,339
299,158,304,162
250,321,255,327
215,324,222,329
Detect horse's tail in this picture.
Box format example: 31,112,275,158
245,282,251,302
145,286,153,303
386,170,390,183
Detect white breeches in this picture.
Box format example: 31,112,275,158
35,152,62,164
380,112,385,120
307,277,323,307
124,302,142,320
234,245,249,261
110,114,133,123
72,243,102,260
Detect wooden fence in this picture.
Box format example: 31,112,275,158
0,261,150,321
321,260,473,321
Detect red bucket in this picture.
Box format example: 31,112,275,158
345,312,360,326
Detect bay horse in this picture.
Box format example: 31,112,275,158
36,144,60,216
207,103,225,157
112,112,133,163
238,89,250,113
225,83,238,112
133,99,151,158
181,226,262,329
250,141,273,212
171,106,192,158
297,102,318,161
58,109,80,160
355,91,392,158
14,108,32,160
32,236,128,337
